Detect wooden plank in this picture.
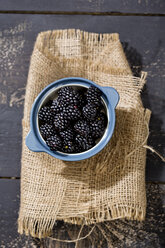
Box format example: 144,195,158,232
0,14,164,181
0,0,164,14
0,179,164,247
0,179,39,247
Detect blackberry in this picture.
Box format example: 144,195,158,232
96,112,107,126
58,86,75,97
40,123,56,139
46,135,62,151
82,103,97,120
87,97,102,108
74,120,90,137
38,106,54,124
61,141,75,153
87,86,101,98
75,134,95,151
51,99,65,114
90,120,105,138
61,93,79,106
86,86,102,107
60,128,74,142
58,86,79,106
63,105,81,121
54,113,70,131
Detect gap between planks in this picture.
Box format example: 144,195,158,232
0,10,164,16
0,177,20,179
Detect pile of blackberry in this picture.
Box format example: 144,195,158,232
38,85,107,153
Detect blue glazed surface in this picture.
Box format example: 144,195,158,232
26,77,119,161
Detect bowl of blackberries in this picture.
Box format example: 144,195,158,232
26,77,119,161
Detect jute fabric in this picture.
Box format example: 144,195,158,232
18,29,151,238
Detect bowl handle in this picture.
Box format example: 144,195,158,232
102,87,119,109
26,130,44,152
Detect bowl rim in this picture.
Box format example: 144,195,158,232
28,77,116,161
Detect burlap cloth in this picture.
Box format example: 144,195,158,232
18,29,151,238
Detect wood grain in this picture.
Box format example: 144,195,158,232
0,179,164,247
0,0,164,14
0,14,164,181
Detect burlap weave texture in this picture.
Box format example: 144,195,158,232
18,29,151,238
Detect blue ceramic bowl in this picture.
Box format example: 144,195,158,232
26,77,119,161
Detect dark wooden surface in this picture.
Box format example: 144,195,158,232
0,0,164,14
0,14,164,180
0,2,165,247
